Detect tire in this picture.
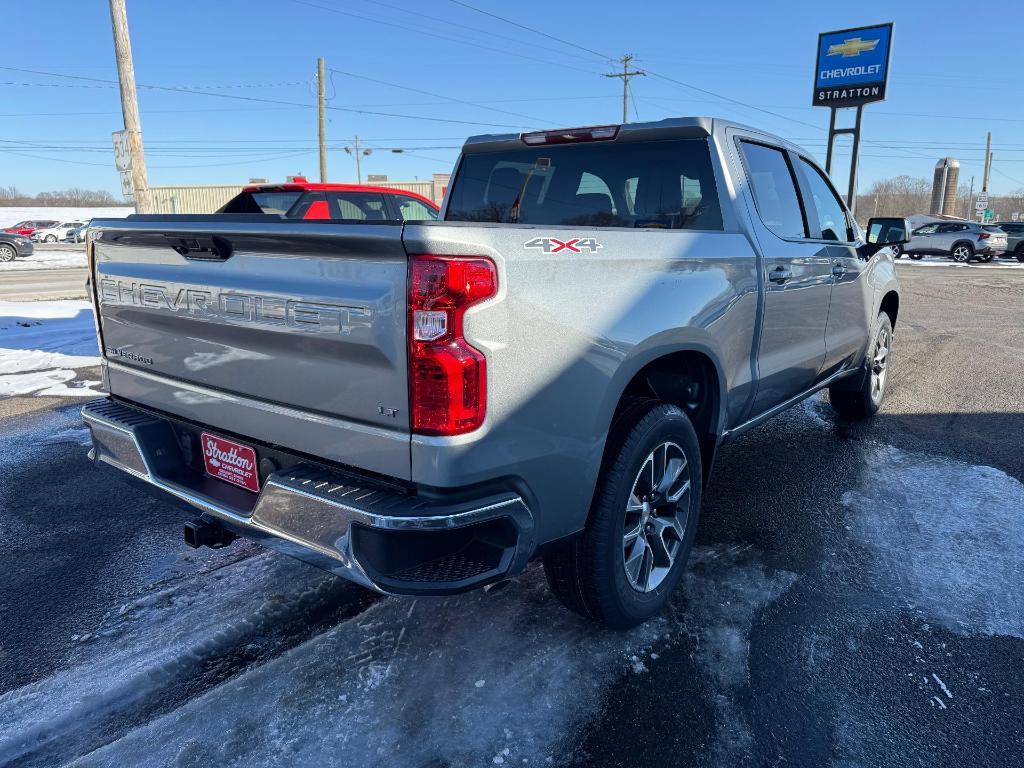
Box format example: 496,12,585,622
0,244,15,262
44,234,57,243
1016,246,1024,263
909,253,924,261
979,253,994,263
829,311,892,420
543,402,702,629
951,243,973,262
889,243,902,259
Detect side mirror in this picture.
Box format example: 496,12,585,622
862,217,910,258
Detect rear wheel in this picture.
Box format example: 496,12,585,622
543,402,701,629
1015,244,1024,263
951,243,973,262
829,312,892,420
909,253,924,261
0,244,15,262
44,234,57,243
889,243,902,259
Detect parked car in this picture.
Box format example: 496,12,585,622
32,221,85,243
0,231,34,262
3,219,59,237
993,221,1024,261
69,223,90,243
903,220,1007,262
83,117,902,628
218,178,440,221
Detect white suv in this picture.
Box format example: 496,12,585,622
32,222,85,243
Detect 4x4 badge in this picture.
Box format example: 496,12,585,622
524,236,602,254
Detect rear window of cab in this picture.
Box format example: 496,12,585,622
446,139,723,231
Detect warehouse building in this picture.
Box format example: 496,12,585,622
147,173,450,214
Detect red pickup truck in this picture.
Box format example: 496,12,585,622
218,178,440,221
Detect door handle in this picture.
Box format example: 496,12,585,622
832,263,846,277
768,266,792,284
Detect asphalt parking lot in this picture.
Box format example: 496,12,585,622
0,264,1021,767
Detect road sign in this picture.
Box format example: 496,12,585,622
118,169,134,201
112,130,132,173
984,208,995,222
813,23,894,107
975,201,987,212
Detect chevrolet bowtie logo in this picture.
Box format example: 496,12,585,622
827,37,880,57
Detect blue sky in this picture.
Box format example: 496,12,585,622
4,0,1023,197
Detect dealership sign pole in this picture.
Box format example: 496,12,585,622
813,23,894,216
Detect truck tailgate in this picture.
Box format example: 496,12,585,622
89,217,411,479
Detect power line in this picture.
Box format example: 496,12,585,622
446,0,615,63
0,65,535,129
289,0,602,76
327,67,557,125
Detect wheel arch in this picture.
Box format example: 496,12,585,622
600,343,727,486
879,290,899,329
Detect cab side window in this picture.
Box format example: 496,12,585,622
799,158,852,242
739,141,807,240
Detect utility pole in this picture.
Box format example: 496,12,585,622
967,175,974,219
604,54,645,124
108,0,149,212
982,132,992,193
344,136,371,183
317,57,327,183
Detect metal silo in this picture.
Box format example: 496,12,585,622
930,158,960,216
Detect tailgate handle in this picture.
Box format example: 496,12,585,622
166,234,233,261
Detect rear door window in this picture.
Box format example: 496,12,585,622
798,157,852,241
446,139,723,230
328,192,390,220
394,196,438,221
738,141,807,239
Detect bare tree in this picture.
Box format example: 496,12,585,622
0,188,128,206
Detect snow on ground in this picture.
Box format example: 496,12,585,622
0,207,130,229
0,300,101,397
2,245,87,272
844,444,1024,639
897,256,1024,269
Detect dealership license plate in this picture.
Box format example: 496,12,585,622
200,432,260,493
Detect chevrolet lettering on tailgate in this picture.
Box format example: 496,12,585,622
98,278,372,335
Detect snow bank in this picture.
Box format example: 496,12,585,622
1,246,87,272
0,300,101,397
0,206,131,228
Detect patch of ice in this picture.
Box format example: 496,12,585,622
0,553,339,764
68,546,796,768
71,569,672,768
843,444,1024,639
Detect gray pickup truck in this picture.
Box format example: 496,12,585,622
83,117,904,628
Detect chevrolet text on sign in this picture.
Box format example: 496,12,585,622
813,23,893,107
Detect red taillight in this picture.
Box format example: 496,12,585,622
408,255,497,436
520,125,619,145
978,232,990,240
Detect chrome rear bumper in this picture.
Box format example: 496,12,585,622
82,398,535,595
